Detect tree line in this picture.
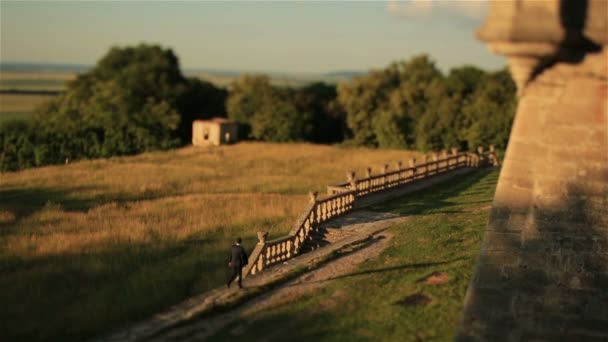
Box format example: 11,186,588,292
0,44,516,171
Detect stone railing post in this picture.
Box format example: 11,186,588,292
409,158,416,180
477,146,484,167
243,232,268,277
257,231,269,243
432,152,439,175
309,191,318,204
346,171,356,190
365,167,372,178
488,144,501,166
382,164,388,188
349,177,358,192
396,161,402,183
451,147,459,169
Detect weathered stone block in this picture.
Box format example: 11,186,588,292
457,1,608,340
478,250,520,267
482,231,521,252
493,183,534,208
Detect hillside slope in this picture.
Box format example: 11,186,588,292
0,142,420,341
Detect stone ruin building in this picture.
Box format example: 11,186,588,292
192,118,238,146
457,0,607,340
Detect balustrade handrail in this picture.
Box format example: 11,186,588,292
243,146,499,277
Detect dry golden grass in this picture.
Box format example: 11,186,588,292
3,142,419,196
0,71,76,81
2,193,304,259
0,142,421,341
0,93,56,113
1,143,420,259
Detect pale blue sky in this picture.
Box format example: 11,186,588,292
0,0,505,73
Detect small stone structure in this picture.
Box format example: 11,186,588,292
457,0,607,340
192,118,238,146
244,148,498,277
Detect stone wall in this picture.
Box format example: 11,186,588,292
457,0,608,340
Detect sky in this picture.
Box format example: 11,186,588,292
0,0,505,74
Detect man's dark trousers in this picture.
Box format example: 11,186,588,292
227,244,248,288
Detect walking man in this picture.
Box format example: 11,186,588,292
227,237,248,289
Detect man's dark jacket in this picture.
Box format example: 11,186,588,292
229,244,248,267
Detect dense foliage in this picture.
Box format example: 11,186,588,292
336,55,517,151
1,47,515,171
226,76,345,143
0,44,225,171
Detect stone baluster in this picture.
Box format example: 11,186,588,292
451,147,459,168
488,144,500,166
409,158,416,180
396,161,402,184
382,164,388,189
365,167,372,193
347,170,357,192
432,152,439,175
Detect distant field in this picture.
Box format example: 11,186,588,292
187,71,349,88
0,93,56,122
0,142,421,341
0,69,346,94
0,93,56,112
0,71,73,91
0,68,349,124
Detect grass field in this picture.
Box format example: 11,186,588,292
0,142,421,341
208,169,499,341
0,71,73,91
0,93,56,123
0,71,64,123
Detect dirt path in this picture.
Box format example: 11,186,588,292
151,231,394,341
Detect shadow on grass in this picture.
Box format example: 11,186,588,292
371,169,498,216
294,257,467,286
0,186,101,216
0,184,197,231
0,229,248,342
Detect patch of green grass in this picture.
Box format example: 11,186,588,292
209,169,499,341
0,143,422,341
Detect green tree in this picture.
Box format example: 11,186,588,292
463,69,517,150
1,44,227,171
226,75,275,138
338,54,443,148
293,82,346,143
250,93,312,142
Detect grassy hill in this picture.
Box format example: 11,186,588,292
0,142,421,341
209,169,499,341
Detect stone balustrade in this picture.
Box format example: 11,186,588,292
328,147,495,196
245,146,498,277
245,190,356,276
